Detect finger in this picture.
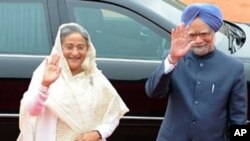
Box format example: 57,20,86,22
51,54,57,65
185,40,196,51
171,24,179,38
175,25,181,37
178,23,187,38
171,28,175,39
184,28,189,39
171,28,179,39
49,54,59,65
172,23,185,39
47,56,54,65
180,24,186,38
177,23,184,34
53,54,60,66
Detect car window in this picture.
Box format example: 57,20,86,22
67,1,170,60
0,1,50,55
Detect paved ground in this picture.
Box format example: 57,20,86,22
181,0,250,23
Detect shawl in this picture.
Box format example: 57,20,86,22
17,23,129,141
181,3,223,32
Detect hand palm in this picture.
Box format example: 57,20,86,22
171,37,189,57
42,54,61,87
170,23,195,60
44,65,61,83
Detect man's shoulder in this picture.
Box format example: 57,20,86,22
216,49,244,70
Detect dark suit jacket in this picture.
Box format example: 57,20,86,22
145,49,248,141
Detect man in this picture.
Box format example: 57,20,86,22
145,3,248,141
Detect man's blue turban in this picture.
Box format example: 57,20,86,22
181,3,223,32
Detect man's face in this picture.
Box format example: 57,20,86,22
187,18,215,56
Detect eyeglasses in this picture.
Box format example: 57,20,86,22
62,44,87,52
187,30,212,40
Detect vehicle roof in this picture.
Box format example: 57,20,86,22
98,0,183,31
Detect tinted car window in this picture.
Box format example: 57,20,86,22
67,1,170,60
0,1,50,55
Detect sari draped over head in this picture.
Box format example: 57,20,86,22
17,23,129,141
181,3,223,32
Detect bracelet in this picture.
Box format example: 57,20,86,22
39,85,49,94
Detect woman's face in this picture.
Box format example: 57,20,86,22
61,32,88,75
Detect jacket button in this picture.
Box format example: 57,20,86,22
194,101,198,104
196,81,201,85
192,120,196,125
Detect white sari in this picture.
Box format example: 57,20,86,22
17,23,129,141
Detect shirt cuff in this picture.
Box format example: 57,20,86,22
95,119,119,139
164,55,176,74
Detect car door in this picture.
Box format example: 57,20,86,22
0,0,59,140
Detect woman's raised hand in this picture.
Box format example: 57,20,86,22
42,54,62,87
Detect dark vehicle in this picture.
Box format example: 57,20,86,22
0,0,249,140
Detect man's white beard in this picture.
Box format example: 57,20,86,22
192,45,212,56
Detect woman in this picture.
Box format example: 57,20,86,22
17,23,129,141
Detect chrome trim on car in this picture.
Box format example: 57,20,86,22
0,54,46,58
96,57,161,63
0,113,164,121
122,116,164,120
0,113,19,118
